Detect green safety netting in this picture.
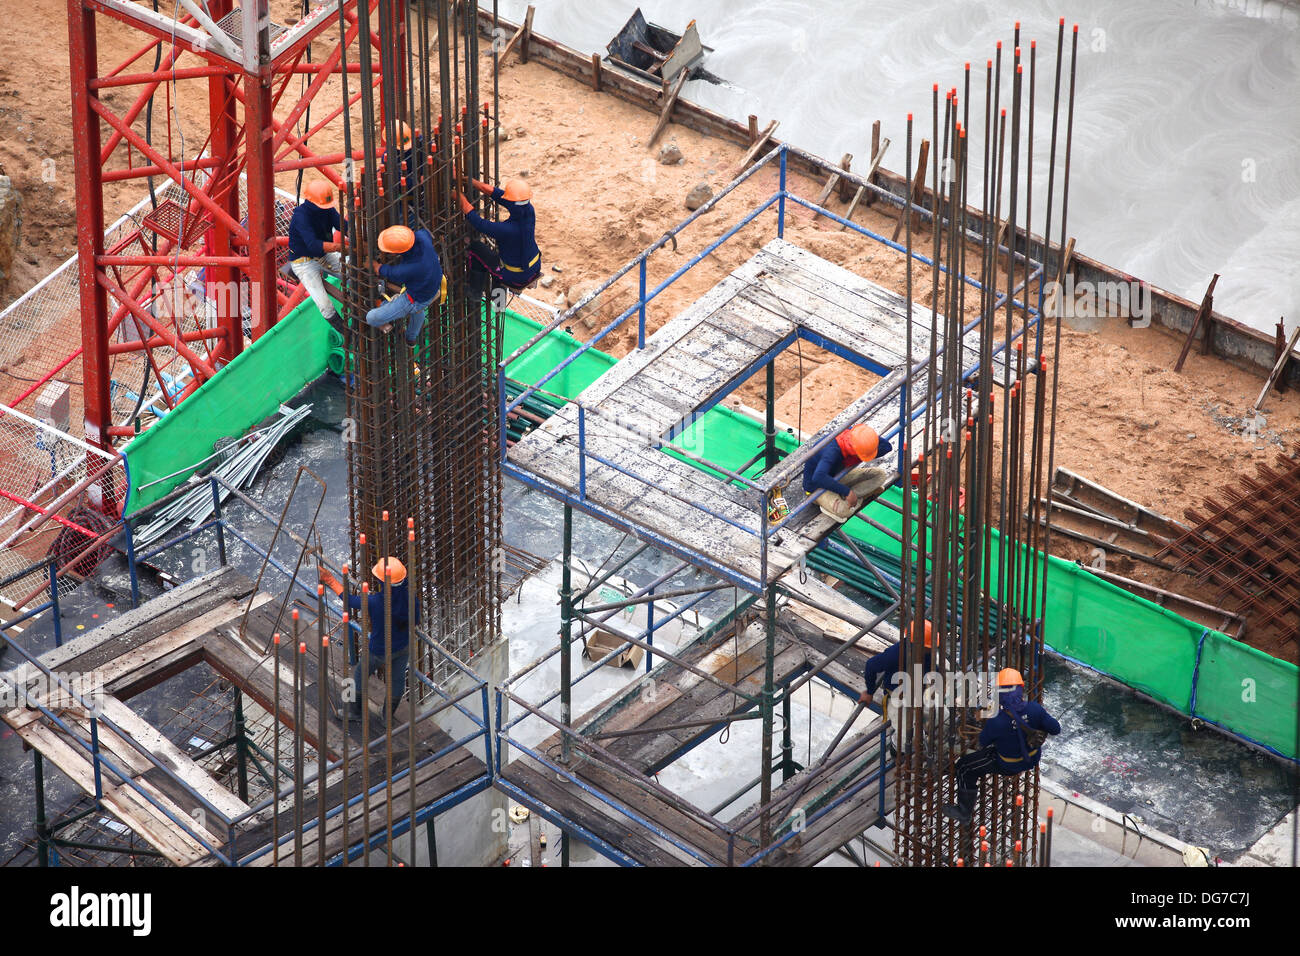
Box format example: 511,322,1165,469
121,301,1299,758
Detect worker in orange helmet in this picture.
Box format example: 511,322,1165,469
321,557,420,721
379,120,427,224
802,422,894,522
366,224,444,348
857,619,935,710
459,176,541,300
287,178,346,325
942,667,1061,825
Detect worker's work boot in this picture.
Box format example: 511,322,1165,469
817,492,856,523
941,788,977,825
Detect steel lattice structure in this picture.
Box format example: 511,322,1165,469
336,0,503,672
65,0,383,457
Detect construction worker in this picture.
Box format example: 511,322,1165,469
802,422,894,522
320,558,420,720
942,668,1061,825
381,121,427,225
857,620,934,710
367,224,444,348
459,177,541,298
288,178,345,324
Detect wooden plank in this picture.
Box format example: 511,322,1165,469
734,119,779,173
863,121,881,204
502,759,697,865
1173,274,1220,372
647,70,688,149
499,5,534,63
1252,320,1300,414
891,138,930,241
811,152,852,217
839,137,890,230
18,720,211,865
7,567,252,685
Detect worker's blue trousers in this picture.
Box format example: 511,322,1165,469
350,649,409,717
365,291,433,345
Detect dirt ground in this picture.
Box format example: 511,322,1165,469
1,4,1296,658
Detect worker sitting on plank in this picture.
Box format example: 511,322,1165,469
320,557,420,721
288,178,346,326
367,224,445,349
858,619,934,712
942,668,1061,825
459,176,541,299
802,422,894,522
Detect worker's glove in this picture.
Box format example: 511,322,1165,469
319,568,344,597
458,193,474,215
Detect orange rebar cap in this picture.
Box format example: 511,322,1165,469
998,667,1025,688
502,179,533,202
372,556,407,585
377,225,415,254
305,178,335,209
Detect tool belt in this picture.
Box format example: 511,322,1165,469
500,252,540,273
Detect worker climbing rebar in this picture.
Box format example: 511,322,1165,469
366,225,445,348
321,557,420,722
459,176,541,300
942,668,1062,825
802,422,894,522
288,178,346,328
858,619,934,712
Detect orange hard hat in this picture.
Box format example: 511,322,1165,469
913,619,934,648
304,178,335,209
383,120,413,149
997,667,1024,688
377,225,415,254
372,556,407,585
501,179,532,202
845,423,880,461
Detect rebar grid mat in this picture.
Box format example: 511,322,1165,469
889,22,1077,867
337,0,502,687
1159,447,1300,647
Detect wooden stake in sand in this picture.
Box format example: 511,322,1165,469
648,70,688,149
1173,274,1220,373
500,5,535,63
734,119,779,173
812,152,852,218
840,137,891,230
891,138,929,241
1252,320,1299,415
